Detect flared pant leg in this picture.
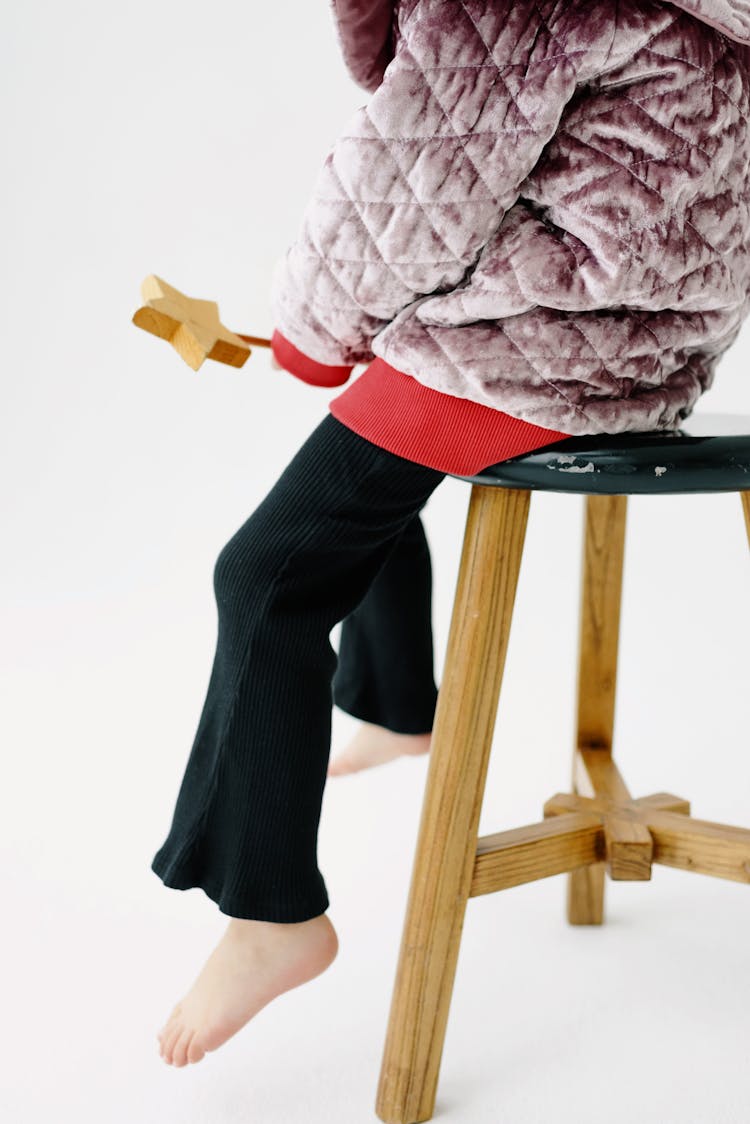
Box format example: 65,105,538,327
150,412,446,922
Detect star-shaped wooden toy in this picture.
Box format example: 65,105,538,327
132,274,271,371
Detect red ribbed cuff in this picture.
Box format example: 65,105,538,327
329,357,573,476
271,329,354,387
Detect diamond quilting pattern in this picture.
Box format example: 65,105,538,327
271,0,750,434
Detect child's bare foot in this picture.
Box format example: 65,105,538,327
327,721,432,776
157,912,338,1066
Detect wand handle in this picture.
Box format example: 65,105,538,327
236,333,272,348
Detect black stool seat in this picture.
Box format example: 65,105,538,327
452,411,750,494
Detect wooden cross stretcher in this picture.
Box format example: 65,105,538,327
131,274,272,371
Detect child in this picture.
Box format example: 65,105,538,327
154,0,750,1068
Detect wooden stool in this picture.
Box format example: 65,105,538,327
375,412,750,1124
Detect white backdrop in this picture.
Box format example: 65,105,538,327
2,2,749,1121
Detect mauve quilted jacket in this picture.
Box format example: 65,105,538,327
269,0,750,436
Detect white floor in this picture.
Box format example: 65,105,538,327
4,775,750,1124
4,482,750,1123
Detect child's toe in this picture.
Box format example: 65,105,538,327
187,1033,206,1064
171,1027,193,1067
160,1021,183,1063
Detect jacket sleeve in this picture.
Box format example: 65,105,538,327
269,0,612,387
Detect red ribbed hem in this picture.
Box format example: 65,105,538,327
271,329,354,387
329,357,573,475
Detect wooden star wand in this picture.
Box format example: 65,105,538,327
131,274,274,371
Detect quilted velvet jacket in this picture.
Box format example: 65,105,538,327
269,0,750,473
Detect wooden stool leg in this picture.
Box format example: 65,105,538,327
375,485,531,1124
741,490,750,547
566,493,628,924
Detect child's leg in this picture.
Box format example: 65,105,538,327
332,512,439,735
151,412,445,925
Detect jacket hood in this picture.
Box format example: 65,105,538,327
329,1,750,93
329,0,397,93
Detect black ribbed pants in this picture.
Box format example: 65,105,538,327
150,412,447,922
